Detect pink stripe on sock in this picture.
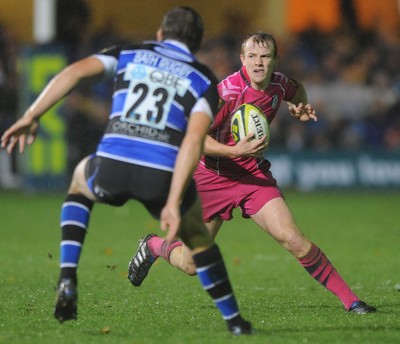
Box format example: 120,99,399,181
161,240,182,262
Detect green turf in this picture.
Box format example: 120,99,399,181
0,189,399,344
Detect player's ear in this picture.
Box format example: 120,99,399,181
157,28,164,41
240,54,245,64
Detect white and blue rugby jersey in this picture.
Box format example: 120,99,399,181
92,40,218,172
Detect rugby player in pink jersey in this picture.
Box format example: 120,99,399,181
128,31,376,315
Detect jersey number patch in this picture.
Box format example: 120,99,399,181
121,63,190,130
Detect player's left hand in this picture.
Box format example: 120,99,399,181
160,203,181,243
287,102,318,122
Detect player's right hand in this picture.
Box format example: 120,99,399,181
233,132,269,158
160,203,181,243
0,116,40,154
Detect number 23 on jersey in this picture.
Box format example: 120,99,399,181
121,63,190,130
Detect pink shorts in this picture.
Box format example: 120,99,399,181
194,164,283,222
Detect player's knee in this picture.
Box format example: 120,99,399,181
287,237,311,258
278,228,310,257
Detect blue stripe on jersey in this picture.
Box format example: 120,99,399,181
186,69,211,100
97,136,178,171
117,51,136,69
167,102,187,131
60,202,90,229
111,91,127,114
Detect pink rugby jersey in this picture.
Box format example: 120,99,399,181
199,66,298,177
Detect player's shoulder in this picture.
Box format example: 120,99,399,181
193,61,219,84
270,71,289,83
220,70,244,85
218,71,246,94
97,42,138,59
271,72,299,88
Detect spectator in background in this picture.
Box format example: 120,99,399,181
56,0,110,177
383,99,400,150
56,0,91,62
197,10,250,81
268,23,399,152
0,23,20,189
54,3,400,155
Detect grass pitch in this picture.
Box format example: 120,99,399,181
0,189,399,344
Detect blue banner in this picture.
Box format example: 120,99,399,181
267,150,400,191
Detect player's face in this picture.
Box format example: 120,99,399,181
240,39,277,90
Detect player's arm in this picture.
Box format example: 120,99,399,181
1,56,107,153
204,134,267,158
205,95,268,158
286,82,317,122
160,101,212,242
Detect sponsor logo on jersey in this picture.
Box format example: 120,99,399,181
272,95,278,109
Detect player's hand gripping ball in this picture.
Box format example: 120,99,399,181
231,103,270,144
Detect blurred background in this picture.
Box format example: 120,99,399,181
0,0,399,192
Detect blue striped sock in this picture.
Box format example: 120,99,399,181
59,194,93,280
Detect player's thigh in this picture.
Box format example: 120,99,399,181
251,197,310,253
68,156,96,201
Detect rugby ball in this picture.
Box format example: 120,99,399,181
231,103,270,144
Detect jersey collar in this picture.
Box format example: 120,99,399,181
162,39,191,54
240,66,252,87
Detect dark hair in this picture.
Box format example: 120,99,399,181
56,0,90,45
160,7,204,54
241,31,278,59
